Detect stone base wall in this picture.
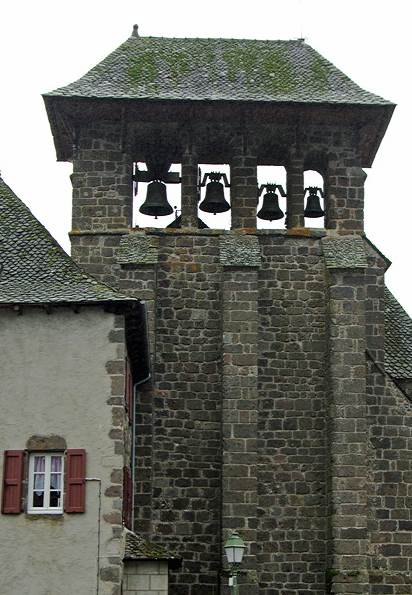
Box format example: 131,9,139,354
71,228,330,594
367,358,412,595
69,226,412,595
123,561,168,595
256,233,328,594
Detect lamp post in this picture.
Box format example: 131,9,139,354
224,531,246,595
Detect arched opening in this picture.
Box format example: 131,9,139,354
197,163,231,229
257,165,287,229
132,162,181,228
303,169,325,228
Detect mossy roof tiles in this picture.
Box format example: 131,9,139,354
385,287,412,379
0,177,135,306
45,35,392,105
124,530,181,561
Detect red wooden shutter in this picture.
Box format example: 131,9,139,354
123,466,133,529
65,449,86,513
2,450,24,514
125,357,133,423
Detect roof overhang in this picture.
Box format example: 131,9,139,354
0,298,151,382
43,95,395,168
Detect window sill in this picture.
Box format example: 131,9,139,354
28,509,63,515
25,513,64,522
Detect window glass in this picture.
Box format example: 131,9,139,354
28,453,63,513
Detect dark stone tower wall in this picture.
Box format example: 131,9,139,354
71,122,132,233
257,234,328,594
68,118,412,595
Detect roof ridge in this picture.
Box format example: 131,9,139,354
129,35,302,42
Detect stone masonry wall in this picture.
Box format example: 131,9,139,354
146,233,223,595
67,120,409,594
221,248,260,594
71,122,132,232
71,227,331,594
123,560,169,595
257,233,328,594
367,360,412,595
363,242,387,367
72,228,332,594
117,232,224,595
70,223,412,595
325,267,369,594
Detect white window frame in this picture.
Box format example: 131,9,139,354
27,453,64,514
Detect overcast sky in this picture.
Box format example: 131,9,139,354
1,0,411,314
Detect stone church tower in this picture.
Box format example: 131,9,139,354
44,28,412,595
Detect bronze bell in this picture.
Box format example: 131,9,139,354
199,176,231,215
139,180,173,219
257,188,284,221
304,187,325,218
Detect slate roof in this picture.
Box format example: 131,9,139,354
45,34,392,105
0,177,135,306
124,530,181,562
385,287,412,379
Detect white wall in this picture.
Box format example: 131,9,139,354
0,306,126,595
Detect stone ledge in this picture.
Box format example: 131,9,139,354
219,236,261,267
117,236,159,265
322,236,367,268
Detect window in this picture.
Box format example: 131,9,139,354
132,161,182,228
257,165,287,230
28,453,64,513
1,449,86,515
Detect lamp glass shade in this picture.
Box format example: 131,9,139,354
224,531,246,564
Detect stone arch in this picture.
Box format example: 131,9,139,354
26,435,67,451
303,151,329,227
257,141,288,168
303,150,329,178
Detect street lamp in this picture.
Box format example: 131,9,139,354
224,531,246,594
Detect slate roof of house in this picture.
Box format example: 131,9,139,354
44,32,392,105
0,177,135,306
385,287,412,379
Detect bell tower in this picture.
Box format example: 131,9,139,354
44,29,396,595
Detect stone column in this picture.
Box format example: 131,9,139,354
286,152,304,229
180,149,198,228
220,235,260,594
71,122,132,232
322,237,369,594
117,233,159,537
326,165,366,233
230,152,258,230
70,122,133,283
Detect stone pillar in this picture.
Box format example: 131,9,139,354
71,122,132,232
326,165,366,233
116,233,159,536
180,149,198,228
323,237,369,593
286,152,305,229
230,153,258,230
220,235,260,594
